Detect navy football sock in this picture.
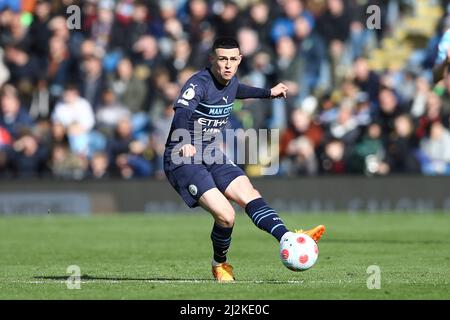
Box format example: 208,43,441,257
210,223,233,263
245,198,289,242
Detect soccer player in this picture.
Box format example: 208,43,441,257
164,37,325,282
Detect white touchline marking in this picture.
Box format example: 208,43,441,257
5,279,306,284
8,279,442,285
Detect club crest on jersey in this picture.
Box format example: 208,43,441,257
182,84,197,100
188,184,198,196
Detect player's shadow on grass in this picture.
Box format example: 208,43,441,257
34,275,214,282
34,275,293,284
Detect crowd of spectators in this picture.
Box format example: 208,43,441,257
1,0,450,179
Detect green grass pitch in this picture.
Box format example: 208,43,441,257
0,212,449,299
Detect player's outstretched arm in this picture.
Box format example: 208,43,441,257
236,82,288,100
270,83,288,99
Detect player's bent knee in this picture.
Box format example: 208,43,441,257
215,210,235,228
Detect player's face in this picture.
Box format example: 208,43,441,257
210,48,242,84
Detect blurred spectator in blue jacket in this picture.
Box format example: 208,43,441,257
114,140,152,179
7,130,48,178
0,84,33,138
270,0,314,44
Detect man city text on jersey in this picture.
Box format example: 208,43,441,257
165,68,239,154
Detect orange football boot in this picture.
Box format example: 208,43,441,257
212,262,235,283
295,225,326,243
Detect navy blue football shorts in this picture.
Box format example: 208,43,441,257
164,156,245,208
